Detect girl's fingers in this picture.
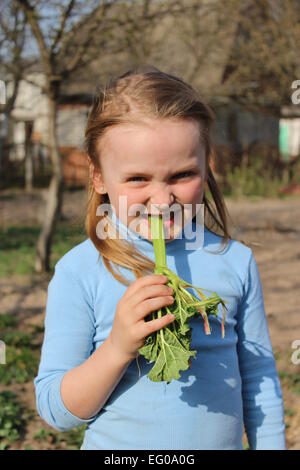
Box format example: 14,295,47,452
130,283,173,309
123,274,168,300
134,295,175,322
139,312,175,337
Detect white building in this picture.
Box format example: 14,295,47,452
280,106,300,160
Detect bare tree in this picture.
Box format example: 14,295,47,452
0,1,29,183
14,0,122,272
172,0,300,114
170,0,240,94
221,0,300,115
112,0,192,65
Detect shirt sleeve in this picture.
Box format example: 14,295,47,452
34,262,98,432
236,250,286,450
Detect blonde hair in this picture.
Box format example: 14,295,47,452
85,65,233,286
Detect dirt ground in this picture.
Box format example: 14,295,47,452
0,190,300,450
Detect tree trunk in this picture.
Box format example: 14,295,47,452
0,113,8,184
35,87,64,272
25,120,34,192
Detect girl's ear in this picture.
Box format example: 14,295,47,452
87,157,106,194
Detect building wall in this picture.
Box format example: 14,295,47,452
212,104,279,148
57,104,89,148
9,73,49,148
6,75,90,187
57,105,90,187
279,118,300,159
8,75,89,151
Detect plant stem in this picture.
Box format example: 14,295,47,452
150,215,167,321
150,215,166,272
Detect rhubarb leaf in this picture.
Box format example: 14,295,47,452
137,214,227,383
147,326,197,383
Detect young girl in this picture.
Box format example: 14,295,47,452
34,66,286,450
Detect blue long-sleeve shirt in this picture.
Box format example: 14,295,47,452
34,213,286,450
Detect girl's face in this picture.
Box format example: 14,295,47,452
92,118,207,242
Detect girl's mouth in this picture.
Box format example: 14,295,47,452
146,213,175,227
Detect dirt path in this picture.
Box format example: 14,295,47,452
1,190,300,449
226,197,300,450
227,197,300,344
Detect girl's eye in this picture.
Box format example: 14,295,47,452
173,171,194,179
128,172,194,182
128,176,146,182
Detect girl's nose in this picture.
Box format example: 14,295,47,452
150,189,175,210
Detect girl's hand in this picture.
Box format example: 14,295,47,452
107,274,175,361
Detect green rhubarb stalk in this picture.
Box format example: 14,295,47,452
151,214,166,273
150,214,166,323
138,214,227,383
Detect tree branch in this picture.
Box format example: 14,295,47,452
50,0,75,57
15,0,51,77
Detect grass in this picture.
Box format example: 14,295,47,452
0,223,87,277
273,349,281,361
0,316,40,385
221,158,296,199
223,168,285,199
0,346,40,385
0,311,87,449
0,391,28,450
0,315,18,330
278,370,300,395
33,425,87,450
2,331,34,348
285,408,296,418
0,215,89,448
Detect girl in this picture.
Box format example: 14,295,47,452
34,66,286,450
